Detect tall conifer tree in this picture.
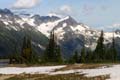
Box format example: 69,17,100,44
94,30,105,61
44,30,63,63
21,36,32,63
109,32,117,61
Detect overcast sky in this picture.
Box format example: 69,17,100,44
0,0,120,31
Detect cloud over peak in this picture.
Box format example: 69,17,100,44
60,5,72,13
12,0,40,9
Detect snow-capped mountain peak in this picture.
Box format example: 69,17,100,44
36,16,75,37
1,8,120,56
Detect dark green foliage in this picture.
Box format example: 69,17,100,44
21,36,32,63
111,35,117,61
0,21,48,57
80,47,86,63
54,45,63,63
92,31,118,62
9,42,22,64
94,30,106,62
69,51,80,63
21,36,39,64
85,50,93,63
71,30,119,63
106,34,118,62
9,53,21,64
44,31,63,63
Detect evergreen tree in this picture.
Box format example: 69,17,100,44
71,51,79,63
86,49,93,63
44,31,63,63
9,43,22,64
94,30,105,62
54,45,63,63
21,36,33,63
108,33,117,62
80,47,86,63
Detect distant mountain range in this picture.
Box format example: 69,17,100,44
0,8,120,58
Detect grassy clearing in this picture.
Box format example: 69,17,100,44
6,73,110,80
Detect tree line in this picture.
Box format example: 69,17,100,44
9,30,118,64
71,30,118,63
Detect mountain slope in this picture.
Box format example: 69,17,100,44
0,8,120,58
35,14,120,57
0,9,48,56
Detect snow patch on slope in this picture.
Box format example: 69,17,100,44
63,23,67,27
22,17,35,26
37,16,70,37
16,20,25,26
38,44,45,50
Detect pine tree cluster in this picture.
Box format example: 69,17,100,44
43,31,63,63
9,30,118,64
70,30,118,63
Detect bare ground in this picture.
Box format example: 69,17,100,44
0,75,14,80
55,63,113,71
5,73,110,80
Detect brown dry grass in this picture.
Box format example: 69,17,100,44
0,74,14,80
55,63,112,71
4,64,114,80
6,73,110,80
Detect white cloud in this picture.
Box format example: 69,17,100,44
12,0,40,9
113,24,120,28
97,23,120,31
49,5,73,16
60,5,72,13
105,24,120,30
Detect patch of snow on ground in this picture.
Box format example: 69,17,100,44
50,65,120,80
1,65,120,79
0,66,66,75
